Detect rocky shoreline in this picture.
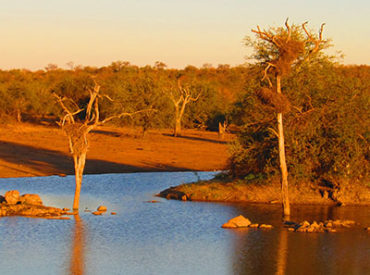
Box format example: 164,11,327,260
0,190,71,219
221,215,370,233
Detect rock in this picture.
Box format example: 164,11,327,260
146,200,160,203
249,223,259,228
259,224,273,229
222,215,251,228
0,195,6,204
97,205,107,212
111,212,117,215
0,203,66,217
181,195,188,201
365,227,370,231
311,221,320,229
92,211,103,215
221,222,237,229
288,228,295,232
301,221,310,228
4,190,20,205
19,194,43,205
159,188,187,201
324,222,333,228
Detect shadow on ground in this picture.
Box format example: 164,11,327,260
162,133,228,145
0,140,188,177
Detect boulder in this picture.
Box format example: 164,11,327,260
4,190,20,205
259,224,273,229
249,223,259,228
97,205,107,212
222,215,251,228
19,194,43,205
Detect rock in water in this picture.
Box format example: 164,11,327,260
97,205,107,212
92,211,103,215
222,215,251,228
4,190,20,205
19,194,43,205
259,224,273,229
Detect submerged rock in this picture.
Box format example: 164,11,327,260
92,211,103,215
259,224,273,229
287,219,357,233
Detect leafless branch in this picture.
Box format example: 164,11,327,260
285,18,291,41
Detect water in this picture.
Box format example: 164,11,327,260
0,172,369,275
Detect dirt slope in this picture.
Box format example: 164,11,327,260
0,124,233,178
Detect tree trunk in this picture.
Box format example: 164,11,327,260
276,75,290,218
73,153,86,211
17,109,22,123
174,118,182,137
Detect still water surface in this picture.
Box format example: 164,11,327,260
0,172,369,275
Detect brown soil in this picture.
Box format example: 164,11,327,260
0,123,233,178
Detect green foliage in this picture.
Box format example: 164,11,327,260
229,61,370,185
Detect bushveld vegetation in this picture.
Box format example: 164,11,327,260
0,50,368,193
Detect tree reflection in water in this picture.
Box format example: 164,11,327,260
275,229,288,275
70,215,85,275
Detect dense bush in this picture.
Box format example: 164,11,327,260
229,61,369,186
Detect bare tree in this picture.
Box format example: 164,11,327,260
251,19,325,217
167,82,201,137
54,80,150,211
218,121,227,140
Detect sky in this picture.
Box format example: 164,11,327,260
0,0,369,70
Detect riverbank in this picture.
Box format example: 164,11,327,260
159,176,370,205
0,123,233,178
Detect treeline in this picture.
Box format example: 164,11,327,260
0,62,248,132
0,61,368,185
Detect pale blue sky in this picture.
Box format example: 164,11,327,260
0,0,369,70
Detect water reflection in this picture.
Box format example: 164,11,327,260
70,215,85,275
0,173,368,275
229,204,370,275
275,229,288,275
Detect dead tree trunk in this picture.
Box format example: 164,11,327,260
73,153,86,210
55,80,151,211
276,75,290,217
218,121,226,140
168,83,201,137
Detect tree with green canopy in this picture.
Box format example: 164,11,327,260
247,19,327,217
